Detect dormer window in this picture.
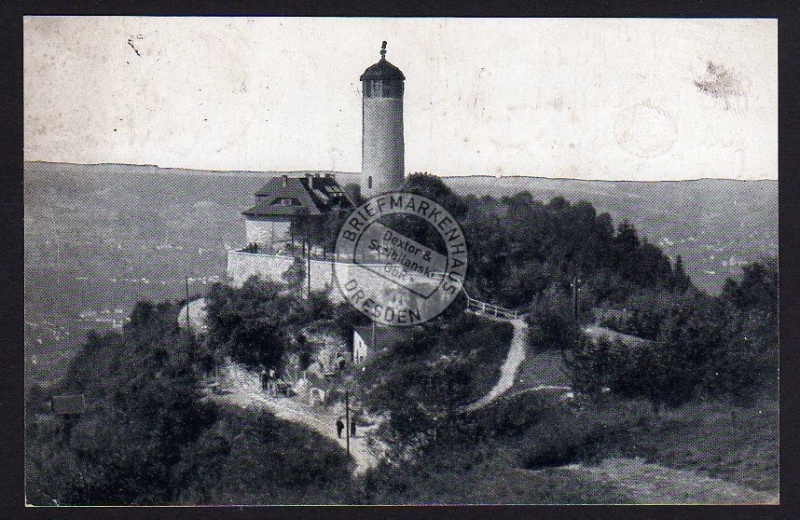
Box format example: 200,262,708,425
271,197,300,206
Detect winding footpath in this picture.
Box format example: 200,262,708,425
204,316,533,474
204,363,381,476
524,458,778,504
464,318,530,411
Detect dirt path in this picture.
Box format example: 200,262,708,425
465,318,528,411
546,458,779,504
583,325,652,346
204,363,381,476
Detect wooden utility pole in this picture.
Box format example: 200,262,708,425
303,216,311,299
345,390,350,456
306,239,311,299
572,275,581,320
185,276,193,361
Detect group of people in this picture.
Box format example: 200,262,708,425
259,366,278,396
336,417,356,439
259,365,360,440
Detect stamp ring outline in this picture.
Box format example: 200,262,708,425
332,192,468,326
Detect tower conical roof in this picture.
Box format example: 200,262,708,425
360,42,405,81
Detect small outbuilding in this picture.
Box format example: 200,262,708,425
352,324,410,365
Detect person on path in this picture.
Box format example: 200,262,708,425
267,367,277,396
336,418,345,439
260,368,268,391
350,420,357,438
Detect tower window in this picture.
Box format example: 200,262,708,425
368,176,373,189
364,80,403,98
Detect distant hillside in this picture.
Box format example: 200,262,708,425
444,175,777,294
23,161,356,386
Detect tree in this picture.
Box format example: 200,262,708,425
562,333,615,395
671,255,692,293
720,258,777,313
402,173,469,220
614,219,640,252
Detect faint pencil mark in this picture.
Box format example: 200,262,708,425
127,39,141,57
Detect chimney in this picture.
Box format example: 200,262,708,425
282,175,288,187
306,173,314,189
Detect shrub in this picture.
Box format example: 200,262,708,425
564,334,700,411
520,399,653,469
466,391,552,439
526,296,583,352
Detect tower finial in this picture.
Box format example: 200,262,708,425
380,41,387,58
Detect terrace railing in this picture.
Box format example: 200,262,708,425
463,289,520,320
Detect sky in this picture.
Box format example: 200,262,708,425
23,17,777,181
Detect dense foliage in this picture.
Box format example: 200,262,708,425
25,301,355,505
564,259,778,409
460,190,689,309
204,277,366,371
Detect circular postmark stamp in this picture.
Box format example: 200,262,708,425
333,192,468,326
614,102,677,158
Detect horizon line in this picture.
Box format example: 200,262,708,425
23,160,778,184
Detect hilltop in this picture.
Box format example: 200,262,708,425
24,169,778,505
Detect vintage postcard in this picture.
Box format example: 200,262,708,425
23,17,777,505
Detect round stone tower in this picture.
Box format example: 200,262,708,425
360,41,405,198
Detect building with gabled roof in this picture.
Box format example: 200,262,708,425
246,173,353,217
241,173,354,253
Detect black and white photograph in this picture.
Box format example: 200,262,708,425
23,17,778,506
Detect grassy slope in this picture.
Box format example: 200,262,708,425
371,446,631,505
364,391,778,504
514,350,571,389
618,396,779,492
